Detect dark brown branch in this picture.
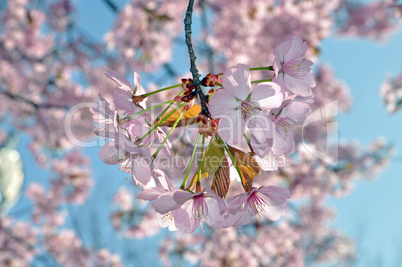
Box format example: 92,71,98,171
0,90,69,110
100,0,118,13
184,0,210,118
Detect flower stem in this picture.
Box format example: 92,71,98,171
243,134,255,154
180,133,201,189
154,90,185,123
120,100,174,124
140,103,185,142
141,84,182,98
251,79,272,84
152,109,185,159
197,132,206,184
249,66,274,71
216,134,245,187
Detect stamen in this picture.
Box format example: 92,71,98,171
192,195,208,220
275,117,298,140
247,192,269,215
240,100,260,120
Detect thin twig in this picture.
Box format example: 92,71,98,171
184,0,210,118
100,0,118,13
0,90,68,110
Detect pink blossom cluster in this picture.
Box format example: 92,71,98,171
380,72,402,113
93,35,320,233
26,150,93,227
336,0,400,41
0,0,112,167
204,0,400,71
105,0,187,71
111,187,160,238
0,0,398,265
0,218,37,266
4,148,122,266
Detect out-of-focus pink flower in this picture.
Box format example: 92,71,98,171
380,73,402,113
227,186,290,227
209,64,283,145
255,151,286,171
90,94,118,138
270,101,311,155
106,71,147,111
153,189,226,233
273,36,316,97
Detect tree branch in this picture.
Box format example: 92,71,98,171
0,90,69,110
184,0,210,118
100,0,118,13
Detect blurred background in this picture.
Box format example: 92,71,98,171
1,0,402,266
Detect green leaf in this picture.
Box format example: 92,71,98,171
188,137,226,190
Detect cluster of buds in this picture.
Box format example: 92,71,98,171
174,78,197,106
197,114,219,137
201,73,223,87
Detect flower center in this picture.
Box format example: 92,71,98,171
240,100,260,121
274,117,298,140
281,59,311,78
192,195,208,219
247,192,269,215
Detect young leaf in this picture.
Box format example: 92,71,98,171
211,157,230,199
188,137,226,190
228,145,260,192
157,104,201,127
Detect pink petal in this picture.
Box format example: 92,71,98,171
115,131,141,154
258,185,290,202
132,156,152,186
227,204,253,227
113,87,134,112
251,82,283,110
157,212,175,229
272,131,295,155
204,189,227,215
273,37,292,63
154,190,194,214
173,201,201,234
284,74,313,97
283,36,307,63
153,169,173,191
133,72,145,95
217,109,244,145
273,73,289,95
281,102,311,125
137,187,167,201
105,71,134,90
222,64,251,100
259,201,287,221
227,191,252,210
133,72,147,109
209,89,238,118
99,141,127,165
255,151,285,171
203,197,226,229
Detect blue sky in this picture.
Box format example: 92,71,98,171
321,34,402,266
9,1,402,266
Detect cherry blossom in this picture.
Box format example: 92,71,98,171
0,0,399,266
209,63,283,145
227,186,290,227
273,35,316,97
153,189,227,233
270,101,311,154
